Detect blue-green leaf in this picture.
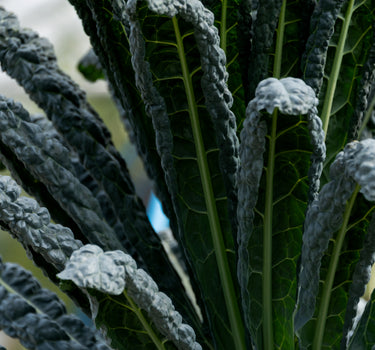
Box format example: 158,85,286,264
0,8,194,330
0,175,82,271
239,77,323,349
349,24,375,140
0,257,110,350
247,0,283,96
341,212,375,348
302,0,346,95
303,0,375,175
296,139,375,349
121,0,245,348
57,245,128,296
58,244,202,350
0,95,120,251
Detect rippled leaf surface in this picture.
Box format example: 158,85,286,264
133,3,240,348
245,1,315,348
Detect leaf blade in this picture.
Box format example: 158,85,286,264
124,1,245,347
0,258,110,350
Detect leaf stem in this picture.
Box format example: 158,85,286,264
312,185,359,350
123,290,166,350
263,109,278,349
262,2,286,347
320,0,355,136
273,0,287,79
220,0,227,55
172,16,246,350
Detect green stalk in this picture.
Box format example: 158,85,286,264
122,291,166,350
262,2,286,347
263,109,278,349
220,0,227,54
320,0,355,135
172,16,246,350
312,186,360,350
273,0,287,79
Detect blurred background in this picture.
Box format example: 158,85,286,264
0,1,168,348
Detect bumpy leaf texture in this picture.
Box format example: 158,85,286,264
295,139,375,332
0,175,82,271
200,0,247,125
302,0,346,95
0,174,92,314
0,257,111,350
58,244,202,350
68,0,180,256
0,6,196,330
118,0,242,347
238,77,324,348
348,23,375,141
247,0,283,97
304,0,375,178
341,212,375,348
0,95,121,251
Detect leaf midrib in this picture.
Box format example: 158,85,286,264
312,185,360,350
121,291,166,350
320,0,356,136
171,15,245,350
262,0,287,348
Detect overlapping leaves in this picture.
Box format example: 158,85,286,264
241,1,318,348
58,244,202,350
303,0,375,175
0,257,110,350
1,0,375,349
123,1,243,347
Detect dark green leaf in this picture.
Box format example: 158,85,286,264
0,95,121,251
0,175,82,271
247,0,283,96
239,1,323,346
348,24,375,141
122,1,245,348
67,0,180,254
302,0,346,95
242,77,322,349
0,8,194,330
304,0,375,179
296,139,375,349
201,0,247,128
235,0,252,104
0,257,110,350
59,244,203,350
341,212,375,348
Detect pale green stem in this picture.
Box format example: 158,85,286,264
261,1,286,347
312,186,360,350
263,109,278,349
172,16,246,350
320,0,355,136
273,0,287,79
220,0,227,54
123,290,166,350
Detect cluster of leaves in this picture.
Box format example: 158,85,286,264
0,0,375,349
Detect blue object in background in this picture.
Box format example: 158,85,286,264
147,192,170,232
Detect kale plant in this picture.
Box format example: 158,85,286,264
0,0,374,349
